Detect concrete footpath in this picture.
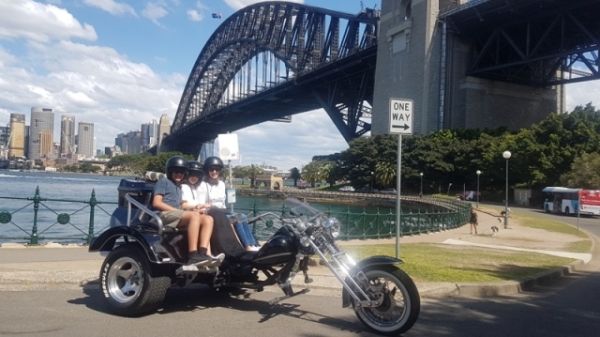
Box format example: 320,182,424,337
0,209,594,298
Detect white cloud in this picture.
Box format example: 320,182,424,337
565,82,600,111
83,0,136,16
0,38,183,150
187,9,202,22
236,109,348,170
223,0,303,10
0,0,96,42
142,2,169,25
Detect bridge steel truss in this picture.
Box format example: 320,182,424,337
166,1,378,153
443,0,600,86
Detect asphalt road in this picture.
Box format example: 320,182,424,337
1,209,599,337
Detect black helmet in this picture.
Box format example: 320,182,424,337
186,160,203,177
203,156,224,171
165,156,187,181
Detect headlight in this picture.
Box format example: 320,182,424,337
325,217,341,238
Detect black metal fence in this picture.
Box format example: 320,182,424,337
0,188,470,244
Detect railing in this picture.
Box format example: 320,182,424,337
236,197,471,241
0,187,117,245
0,188,471,244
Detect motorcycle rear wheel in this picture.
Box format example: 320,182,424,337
100,244,171,316
353,265,420,335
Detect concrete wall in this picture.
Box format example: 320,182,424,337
373,0,560,136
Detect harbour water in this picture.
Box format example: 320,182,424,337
0,170,399,243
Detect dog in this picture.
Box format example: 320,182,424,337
491,218,501,236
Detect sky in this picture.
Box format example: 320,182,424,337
0,0,599,171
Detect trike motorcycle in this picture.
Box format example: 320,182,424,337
90,179,420,335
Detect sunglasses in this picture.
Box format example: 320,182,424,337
208,167,221,172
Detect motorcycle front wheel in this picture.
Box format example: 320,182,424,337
352,266,420,335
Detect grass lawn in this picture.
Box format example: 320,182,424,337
343,243,574,283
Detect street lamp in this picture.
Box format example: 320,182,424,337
419,172,423,197
476,170,482,208
502,151,511,229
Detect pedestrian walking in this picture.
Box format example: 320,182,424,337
469,209,478,235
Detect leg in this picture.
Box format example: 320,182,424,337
177,211,201,253
198,214,214,251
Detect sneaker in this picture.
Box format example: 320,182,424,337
246,246,260,252
211,253,226,264
187,251,212,267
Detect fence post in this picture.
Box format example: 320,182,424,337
87,189,97,244
30,186,40,245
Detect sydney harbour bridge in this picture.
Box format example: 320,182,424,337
160,1,379,154
160,0,600,154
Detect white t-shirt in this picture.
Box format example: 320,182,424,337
182,180,226,209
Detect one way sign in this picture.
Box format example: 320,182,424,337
389,98,413,135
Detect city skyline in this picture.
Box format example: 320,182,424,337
1,1,600,170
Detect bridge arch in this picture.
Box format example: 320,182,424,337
165,1,378,153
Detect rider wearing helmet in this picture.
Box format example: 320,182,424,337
152,156,222,269
181,160,210,213
201,156,260,252
202,156,227,208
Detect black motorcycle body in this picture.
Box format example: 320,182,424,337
90,178,420,335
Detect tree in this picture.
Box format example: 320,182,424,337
375,161,396,188
289,167,301,186
232,165,249,185
560,152,600,188
302,161,325,187
247,164,264,187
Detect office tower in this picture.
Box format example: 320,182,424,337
158,114,170,147
141,119,158,151
60,115,75,157
29,107,54,160
77,122,95,158
8,113,26,158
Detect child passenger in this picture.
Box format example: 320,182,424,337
152,156,221,269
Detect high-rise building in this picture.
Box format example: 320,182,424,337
141,119,158,151
8,113,26,158
60,115,75,157
158,114,170,148
29,107,54,160
115,131,142,154
77,122,95,158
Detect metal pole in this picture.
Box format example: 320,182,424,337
504,158,509,229
228,159,234,213
395,135,402,258
476,172,480,208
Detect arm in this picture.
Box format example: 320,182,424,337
152,194,178,212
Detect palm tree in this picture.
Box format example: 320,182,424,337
375,161,396,189
247,164,264,188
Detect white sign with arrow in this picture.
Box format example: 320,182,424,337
389,98,413,135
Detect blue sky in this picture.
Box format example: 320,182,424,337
0,0,598,171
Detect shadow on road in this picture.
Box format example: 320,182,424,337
68,284,371,335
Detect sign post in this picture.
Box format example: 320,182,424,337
389,98,413,258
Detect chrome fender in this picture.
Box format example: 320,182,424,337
341,255,403,308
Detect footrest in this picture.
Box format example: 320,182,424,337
176,264,218,275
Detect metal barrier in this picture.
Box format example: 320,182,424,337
0,188,470,244
235,197,471,241
0,187,116,244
